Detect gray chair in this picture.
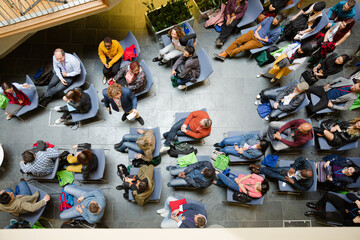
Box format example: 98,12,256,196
136,60,154,97
161,21,195,47
128,167,162,203
119,31,140,68
63,53,87,93
346,157,360,189
128,127,161,160
226,130,264,164
16,75,38,118
309,94,345,115
280,0,301,12
299,10,330,40
174,108,209,143
224,170,265,207
317,120,359,151
236,0,263,29
19,183,48,226
276,159,317,193
268,80,310,119
74,149,106,182
26,149,59,182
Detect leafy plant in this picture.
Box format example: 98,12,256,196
194,0,227,12
143,0,192,32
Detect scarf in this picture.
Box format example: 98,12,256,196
5,85,31,106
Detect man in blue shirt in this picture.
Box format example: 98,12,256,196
327,0,356,22
214,13,286,61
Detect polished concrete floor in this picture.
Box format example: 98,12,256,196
0,0,359,228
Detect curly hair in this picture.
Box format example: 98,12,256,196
347,118,360,136
106,83,123,98
168,26,185,38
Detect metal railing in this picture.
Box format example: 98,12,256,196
0,0,98,27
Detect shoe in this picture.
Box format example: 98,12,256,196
177,85,186,90
304,211,316,217
101,98,105,103
152,57,162,62
166,166,176,171
158,61,166,66
114,142,123,149
157,208,167,214
136,116,145,126
254,100,262,106
160,145,170,153
213,143,220,147
64,121,76,126
160,210,170,218
6,115,13,120
270,78,277,83
214,53,226,61
216,39,223,47
264,116,270,121
306,202,321,210
121,113,129,121
249,164,260,170
123,192,129,200
215,147,221,151
256,74,262,78
55,118,65,124
167,182,172,187
102,76,107,85
256,94,261,100
54,106,62,112
116,185,124,191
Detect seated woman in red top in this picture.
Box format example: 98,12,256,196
1,82,32,120
160,110,212,153
214,171,269,199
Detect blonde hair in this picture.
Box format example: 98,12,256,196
106,83,122,98
348,118,360,136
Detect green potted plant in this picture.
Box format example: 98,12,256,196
189,0,227,19
143,0,194,38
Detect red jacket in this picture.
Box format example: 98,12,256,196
183,110,211,139
278,119,313,148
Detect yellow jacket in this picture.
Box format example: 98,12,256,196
98,40,124,68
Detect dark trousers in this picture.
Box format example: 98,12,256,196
316,192,349,223
307,86,329,113
44,74,77,98
218,19,241,43
103,57,121,79
163,118,189,146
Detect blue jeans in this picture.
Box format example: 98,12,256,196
177,77,191,85
44,74,76,98
5,181,31,196
216,173,239,192
168,167,189,187
163,118,188,146
259,166,290,182
60,185,90,220
116,134,144,154
160,196,180,228
219,136,243,156
262,89,285,118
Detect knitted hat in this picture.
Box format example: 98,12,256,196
297,82,310,92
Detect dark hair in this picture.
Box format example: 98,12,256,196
22,150,35,163
77,149,92,165
259,140,269,152
138,179,149,193
313,1,326,11
347,0,356,8
65,88,82,102
275,12,286,23
196,216,206,228
261,179,270,195
89,202,99,214
340,54,350,64
184,46,195,55
351,165,360,179
104,37,112,44
203,168,215,179
1,82,21,97
0,192,12,204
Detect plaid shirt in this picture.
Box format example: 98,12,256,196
20,148,59,176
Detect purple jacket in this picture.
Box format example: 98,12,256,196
225,0,248,20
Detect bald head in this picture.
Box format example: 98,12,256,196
299,123,312,133
301,169,313,179
54,48,65,63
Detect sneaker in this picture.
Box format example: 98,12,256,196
64,121,76,126
215,39,223,47
306,202,321,210
256,94,261,100
136,116,145,126
114,142,123,149
256,74,262,78
213,143,220,147
116,185,124,191
160,211,170,217
166,166,176,171
102,76,107,85
54,106,62,112
160,145,170,153
215,147,221,151
152,57,162,62
177,85,186,90
254,100,262,106
214,53,226,61
167,182,172,187
158,61,166,66
157,208,167,214
123,192,129,200
304,211,316,217
55,118,65,125
264,116,270,121
270,78,277,83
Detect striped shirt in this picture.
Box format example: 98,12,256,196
20,148,59,176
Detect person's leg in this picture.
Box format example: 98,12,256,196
266,121,286,141
269,109,285,119
272,140,291,151
217,173,240,192
262,89,279,101
61,110,71,120
169,167,187,176
259,166,290,181
168,178,189,187
307,86,329,112
218,19,241,43
177,77,191,85
44,75,61,98
163,49,183,63
164,118,186,146
161,215,179,228
109,59,121,78
225,31,255,57
231,39,263,56
60,206,82,220
16,181,31,196
261,64,275,78
45,77,76,98
64,185,87,199
219,136,243,147
118,142,144,153
159,44,175,60
103,56,111,79
220,146,240,156
163,196,178,210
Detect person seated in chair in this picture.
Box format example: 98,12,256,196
0,180,50,215
171,46,200,90
311,53,349,81
20,146,59,177
313,118,360,149
53,88,91,126
251,156,314,191
214,13,286,61
39,49,81,106
306,77,360,114
59,184,106,224
327,0,356,22
157,196,207,228
113,61,147,94
160,110,212,153
255,82,309,120
213,134,268,160
114,129,155,162
304,192,360,226
257,0,289,23
65,143,98,181
266,119,313,151
166,161,215,188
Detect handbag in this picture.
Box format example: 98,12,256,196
214,155,229,171
301,69,316,85
0,95,9,110
232,191,252,203
211,149,225,161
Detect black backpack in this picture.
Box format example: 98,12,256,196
33,63,54,86
167,144,197,158
61,220,108,228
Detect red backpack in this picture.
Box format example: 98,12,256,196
123,44,137,61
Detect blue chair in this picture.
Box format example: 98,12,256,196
276,159,317,193
268,80,310,119
224,170,265,207
347,157,360,189
227,130,264,164
16,75,39,119
317,121,359,151
280,0,301,12
240,25,273,59
309,94,345,115
324,191,351,226
136,60,155,97
119,31,140,68
183,48,214,90
236,0,263,29
174,108,209,143
71,84,102,125
300,10,330,40
74,149,106,182
128,127,161,160
128,167,162,203
19,183,48,226
161,21,195,47
26,151,59,182
63,53,87,93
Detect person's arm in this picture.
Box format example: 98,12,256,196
184,175,202,188
290,156,307,170
98,42,107,66
277,120,295,134
20,192,47,212
331,98,355,111
114,64,128,82
327,3,339,18
53,56,63,80
235,1,248,20
185,128,210,139
242,149,262,159
128,89,137,109
237,174,252,182
291,9,304,21
108,42,124,67
275,86,291,103
77,143,91,151
323,27,332,42
20,159,35,173
335,31,351,46
66,55,81,77
183,111,197,126
172,55,184,71
291,180,310,191
183,161,202,174
102,89,111,108
45,147,60,159
277,93,305,112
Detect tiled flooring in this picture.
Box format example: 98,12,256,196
0,0,359,228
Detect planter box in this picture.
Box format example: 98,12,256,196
189,0,215,21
